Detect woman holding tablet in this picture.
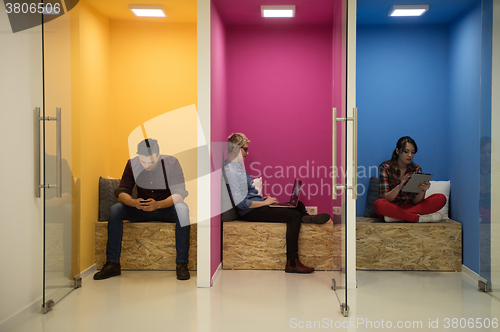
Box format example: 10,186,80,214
374,136,446,223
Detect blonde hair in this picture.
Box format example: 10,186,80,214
227,133,250,147
227,133,250,152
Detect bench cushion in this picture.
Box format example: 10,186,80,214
425,180,451,219
99,177,138,221
364,176,380,218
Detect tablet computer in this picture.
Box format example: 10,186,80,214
402,173,433,193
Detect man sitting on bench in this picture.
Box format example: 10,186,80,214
94,138,191,281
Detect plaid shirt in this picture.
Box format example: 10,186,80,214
379,161,422,206
116,155,188,201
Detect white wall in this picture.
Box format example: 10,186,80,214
0,10,44,328
347,0,357,290
197,0,212,287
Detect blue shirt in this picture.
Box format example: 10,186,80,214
223,160,263,215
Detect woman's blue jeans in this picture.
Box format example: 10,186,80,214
106,202,190,264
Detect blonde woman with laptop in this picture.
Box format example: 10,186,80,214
224,133,330,273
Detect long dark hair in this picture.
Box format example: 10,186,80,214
383,136,418,165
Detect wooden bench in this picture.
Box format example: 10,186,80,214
356,217,462,271
95,221,197,271
222,216,462,271
222,221,342,271
95,177,197,271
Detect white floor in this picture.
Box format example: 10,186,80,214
4,270,500,332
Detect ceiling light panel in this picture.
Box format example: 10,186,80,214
129,4,166,17
261,5,295,18
389,5,429,17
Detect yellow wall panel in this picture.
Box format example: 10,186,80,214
76,0,111,270
71,4,81,277
74,0,197,272
109,20,197,212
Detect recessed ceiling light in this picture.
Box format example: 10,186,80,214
129,4,166,17
389,5,429,17
261,5,295,18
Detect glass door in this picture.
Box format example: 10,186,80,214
41,1,76,312
480,0,499,298
332,0,354,317
490,0,500,299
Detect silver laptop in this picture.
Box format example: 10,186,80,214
269,179,303,208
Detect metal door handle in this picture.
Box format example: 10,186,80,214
353,107,357,200
34,107,41,198
56,108,62,198
333,108,337,200
34,107,62,198
333,107,357,200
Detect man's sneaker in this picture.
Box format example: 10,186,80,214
418,212,442,223
93,262,121,280
176,263,190,280
384,216,403,222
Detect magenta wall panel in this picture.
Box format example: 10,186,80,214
210,2,227,277
225,24,334,216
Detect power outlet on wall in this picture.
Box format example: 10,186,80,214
332,206,342,215
305,206,318,215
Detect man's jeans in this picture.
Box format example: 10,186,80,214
106,202,190,264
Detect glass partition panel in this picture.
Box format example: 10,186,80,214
482,0,500,298
42,3,76,311
332,0,349,316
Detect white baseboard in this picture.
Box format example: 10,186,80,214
78,264,97,281
211,262,223,286
0,296,42,331
0,264,97,330
462,265,488,284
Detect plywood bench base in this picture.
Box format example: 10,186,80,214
356,217,462,271
223,221,341,271
95,221,197,271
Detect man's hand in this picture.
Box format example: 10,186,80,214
138,198,159,212
134,198,145,210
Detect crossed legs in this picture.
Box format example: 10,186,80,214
374,193,446,223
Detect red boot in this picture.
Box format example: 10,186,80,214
285,259,314,273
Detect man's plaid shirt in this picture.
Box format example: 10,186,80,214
116,155,188,201
379,161,422,206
